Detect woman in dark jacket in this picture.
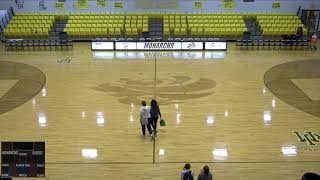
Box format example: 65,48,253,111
198,165,212,180
150,99,161,132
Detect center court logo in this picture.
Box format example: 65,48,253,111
93,76,216,105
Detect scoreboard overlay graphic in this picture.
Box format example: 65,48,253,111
1,142,45,178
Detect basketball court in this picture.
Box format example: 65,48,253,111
0,42,319,179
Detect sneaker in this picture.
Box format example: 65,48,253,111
151,133,156,139
153,129,158,134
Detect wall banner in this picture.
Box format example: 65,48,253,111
272,2,280,9
15,0,25,9
39,0,47,10
114,2,123,8
194,1,202,8
75,0,89,9
55,2,64,9
222,0,234,9
97,0,107,7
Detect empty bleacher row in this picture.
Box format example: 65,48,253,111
4,13,55,38
163,15,188,37
236,39,310,49
188,15,246,37
2,12,308,39
4,39,73,51
64,13,149,37
163,14,247,37
257,15,307,36
65,13,124,37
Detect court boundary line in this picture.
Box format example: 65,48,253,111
263,59,320,118
152,55,157,163
0,61,47,116
45,161,320,165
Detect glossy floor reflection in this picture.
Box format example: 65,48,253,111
0,42,319,179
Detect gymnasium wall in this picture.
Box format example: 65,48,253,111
0,10,7,16
0,10,8,32
0,0,319,13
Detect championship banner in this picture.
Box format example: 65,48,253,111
135,0,153,9
155,0,178,9
194,1,202,8
272,2,280,9
97,0,106,7
222,0,234,9
114,1,123,8
55,2,64,9
75,0,89,9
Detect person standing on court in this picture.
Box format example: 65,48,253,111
150,99,161,133
296,26,303,39
197,165,212,180
140,101,152,136
310,32,318,50
181,163,194,180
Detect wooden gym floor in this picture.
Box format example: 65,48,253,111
0,42,319,179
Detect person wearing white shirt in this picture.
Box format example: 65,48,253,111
140,101,152,136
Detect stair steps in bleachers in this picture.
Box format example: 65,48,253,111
148,18,163,38
49,19,68,37
244,19,262,39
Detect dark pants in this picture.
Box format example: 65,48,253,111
150,117,159,131
141,124,152,135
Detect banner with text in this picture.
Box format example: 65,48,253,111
92,42,114,50
272,2,280,9
155,0,179,9
75,0,89,9
222,0,234,9
92,41,226,51
55,2,64,9
137,42,182,50
115,42,137,50
194,1,202,8
205,42,227,50
114,2,123,8
97,0,107,7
